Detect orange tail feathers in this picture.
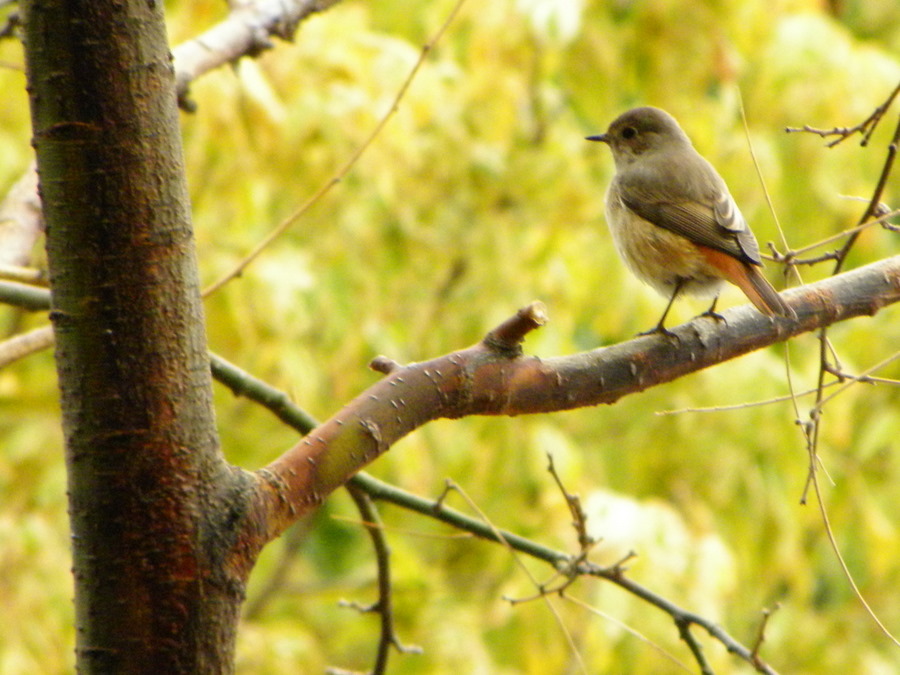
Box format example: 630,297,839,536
702,247,795,319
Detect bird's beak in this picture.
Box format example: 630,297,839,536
585,133,609,143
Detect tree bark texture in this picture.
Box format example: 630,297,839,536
21,2,250,672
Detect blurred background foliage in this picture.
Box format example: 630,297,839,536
1,0,899,672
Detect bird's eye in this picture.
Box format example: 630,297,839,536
621,126,637,140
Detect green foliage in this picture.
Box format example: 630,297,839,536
1,0,899,672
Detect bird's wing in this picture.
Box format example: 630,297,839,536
615,167,762,265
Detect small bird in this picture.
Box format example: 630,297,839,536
586,106,794,335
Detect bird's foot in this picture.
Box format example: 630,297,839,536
638,323,680,343
701,307,728,325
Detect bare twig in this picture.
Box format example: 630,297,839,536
211,349,777,672
809,462,900,649
785,81,900,147
359,473,780,674
546,453,594,552
172,0,346,110
656,380,840,415
798,97,900,539
438,479,590,674
751,604,780,668
201,0,469,297
503,455,596,603
767,208,900,266
563,594,694,673
814,350,900,410
832,110,900,275
343,484,422,675
0,323,53,369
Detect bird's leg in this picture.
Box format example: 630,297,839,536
639,278,683,340
700,294,727,324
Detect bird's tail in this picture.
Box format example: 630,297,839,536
733,263,795,319
701,246,795,318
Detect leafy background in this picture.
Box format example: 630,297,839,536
1,0,898,672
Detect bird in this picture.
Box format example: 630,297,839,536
586,106,794,336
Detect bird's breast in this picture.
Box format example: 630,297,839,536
605,188,725,298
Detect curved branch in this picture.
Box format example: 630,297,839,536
212,317,795,672
343,483,421,674
211,346,783,672
0,323,53,368
251,254,900,543
171,0,344,108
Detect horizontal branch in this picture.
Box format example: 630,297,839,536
2,255,898,570
0,279,55,310
255,254,900,539
212,322,782,673
351,472,778,673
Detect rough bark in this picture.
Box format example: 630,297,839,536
20,2,250,672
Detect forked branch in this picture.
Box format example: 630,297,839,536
248,254,900,549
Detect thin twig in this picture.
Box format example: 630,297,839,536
809,462,900,648
832,110,900,275
546,453,594,552
563,594,694,673
436,479,590,675
767,208,900,266
506,455,596,602
356,472,781,674
751,604,780,668
344,483,422,675
813,349,900,411
202,0,469,297
785,81,900,148
656,380,840,415
211,345,783,672
800,96,900,539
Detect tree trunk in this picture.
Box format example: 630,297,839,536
20,2,248,671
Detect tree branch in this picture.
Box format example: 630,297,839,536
254,255,900,541
3,250,899,668
785,81,900,148
354,472,779,674
171,0,345,110
1,0,345,259
211,329,782,672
